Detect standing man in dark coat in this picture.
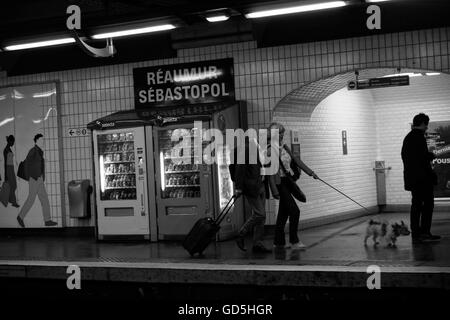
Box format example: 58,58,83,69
234,137,271,253
401,113,440,243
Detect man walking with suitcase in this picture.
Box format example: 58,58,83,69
401,113,441,243
234,137,271,254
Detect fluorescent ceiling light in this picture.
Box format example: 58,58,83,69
383,72,440,78
383,73,422,77
4,38,75,51
206,15,230,22
245,1,346,19
92,24,176,39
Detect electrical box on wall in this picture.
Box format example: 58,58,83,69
290,130,301,159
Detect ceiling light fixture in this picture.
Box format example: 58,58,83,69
245,1,347,19
4,37,75,51
206,15,230,22
92,24,176,39
366,0,391,3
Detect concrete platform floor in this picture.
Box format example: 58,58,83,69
1,212,450,291
1,212,449,266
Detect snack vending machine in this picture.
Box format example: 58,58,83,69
153,103,245,240
93,127,150,239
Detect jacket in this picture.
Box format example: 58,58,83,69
401,128,437,191
234,139,265,198
25,145,45,181
265,144,314,199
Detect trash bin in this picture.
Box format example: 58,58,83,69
373,161,391,208
68,180,92,218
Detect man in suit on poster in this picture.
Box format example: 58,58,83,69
17,134,57,227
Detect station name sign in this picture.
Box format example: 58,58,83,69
133,58,235,110
347,75,409,90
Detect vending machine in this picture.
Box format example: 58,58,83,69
153,103,246,240
93,127,151,239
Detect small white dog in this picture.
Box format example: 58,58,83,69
364,219,411,247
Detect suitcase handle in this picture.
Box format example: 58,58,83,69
215,194,240,225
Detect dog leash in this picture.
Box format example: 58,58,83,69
317,178,373,214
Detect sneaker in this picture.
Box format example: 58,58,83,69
236,236,247,252
420,234,441,242
291,241,307,250
11,203,20,208
252,244,272,254
17,216,25,228
44,220,58,227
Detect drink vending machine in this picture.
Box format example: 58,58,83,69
89,102,246,241
92,127,151,239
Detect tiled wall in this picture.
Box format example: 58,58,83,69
0,27,449,227
273,89,378,222
373,74,450,205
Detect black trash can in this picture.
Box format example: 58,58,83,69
68,180,92,218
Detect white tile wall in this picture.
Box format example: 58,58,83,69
0,27,449,227
273,89,378,223
373,74,450,205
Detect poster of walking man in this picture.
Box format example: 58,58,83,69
426,121,450,199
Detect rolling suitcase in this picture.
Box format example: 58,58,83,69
183,195,239,256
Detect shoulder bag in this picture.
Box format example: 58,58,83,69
279,153,306,203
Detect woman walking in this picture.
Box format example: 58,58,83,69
267,123,319,250
3,135,20,207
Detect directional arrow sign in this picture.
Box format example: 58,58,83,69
68,127,89,137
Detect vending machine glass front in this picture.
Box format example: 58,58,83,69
158,128,202,199
217,144,234,211
97,132,137,201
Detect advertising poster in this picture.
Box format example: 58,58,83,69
0,83,61,228
427,121,450,199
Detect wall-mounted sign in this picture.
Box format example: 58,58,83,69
291,130,300,145
347,75,409,90
133,58,235,112
342,130,348,155
426,121,450,199
68,127,88,137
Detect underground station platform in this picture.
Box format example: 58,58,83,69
1,212,450,304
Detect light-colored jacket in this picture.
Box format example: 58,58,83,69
265,144,314,199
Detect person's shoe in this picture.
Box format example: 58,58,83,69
291,241,307,250
236,236,247,252
252,244,272,254
11,203,20,208
420,233,441,242
44,220,58,227
17,216,25,228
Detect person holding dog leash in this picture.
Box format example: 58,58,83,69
266,123,319,250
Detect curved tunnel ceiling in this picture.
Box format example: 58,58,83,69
273,67,445,121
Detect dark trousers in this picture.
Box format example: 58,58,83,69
410,184,434,237
274,177,300,246
239,190,266,246
6,166,17,205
